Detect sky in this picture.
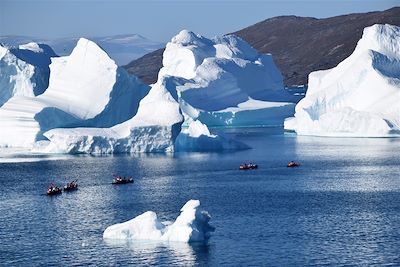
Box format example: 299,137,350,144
1,0,399,42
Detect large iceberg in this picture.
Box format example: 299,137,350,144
285,24,400,137
1,30,292,153
0,38,150,147
0,42,57,106
103,200,215,243
159,30,296,127
42,76,248,154
42,76,183,153
42,31,282,154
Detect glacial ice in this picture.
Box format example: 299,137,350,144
159,30,297,126
103,200,214,243
0,30,297,152
42,76,183,153
194,98,295,127
285,24,400,137
0,38,150,147
41,30,290,154
0,42,57,107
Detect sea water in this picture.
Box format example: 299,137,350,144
0,128,399,266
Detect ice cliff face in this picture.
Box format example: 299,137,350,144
0,38,150,147
285,24,400,137
159,30,296,127
0,43,57,107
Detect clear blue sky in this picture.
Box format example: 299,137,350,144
1,0,399,42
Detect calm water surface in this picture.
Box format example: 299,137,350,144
0,128,399,266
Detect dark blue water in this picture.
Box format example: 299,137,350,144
1,128,400,266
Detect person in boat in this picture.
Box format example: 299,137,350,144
287,161,299,167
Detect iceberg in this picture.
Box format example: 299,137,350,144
193,98,295,127
41,31,273,154
1,30,291,152
159,30,297,127
285,24,400,137
42,77,247,154
42,76,183,153
103,200,214,243
0,38,150,147
0,42,57,106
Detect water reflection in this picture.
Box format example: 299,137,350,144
104,239,210,266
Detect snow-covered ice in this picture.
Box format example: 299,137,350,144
285,24,400,137
42,76,183,153
41,31,285,154
0,42,57,106
103,200,214,243
0,38,149,147
0,30,297,152
159,30,297,127
193,98,295,127
42,75,248,154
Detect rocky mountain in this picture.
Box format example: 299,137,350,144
124,48,164,84
124,7,400,86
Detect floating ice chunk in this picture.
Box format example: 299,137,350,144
103,200,214,243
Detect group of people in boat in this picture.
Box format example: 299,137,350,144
47,180,78,195
47,183,63,195
239,161,300,170
287,161,300,167
64,180,78,191
239,163,258,170
112,175,134,184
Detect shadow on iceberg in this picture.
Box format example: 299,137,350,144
10,43,58,96
174,120,250,152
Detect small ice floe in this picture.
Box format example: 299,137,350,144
103,200,214,243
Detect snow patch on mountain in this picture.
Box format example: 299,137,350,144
0,34,164,65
